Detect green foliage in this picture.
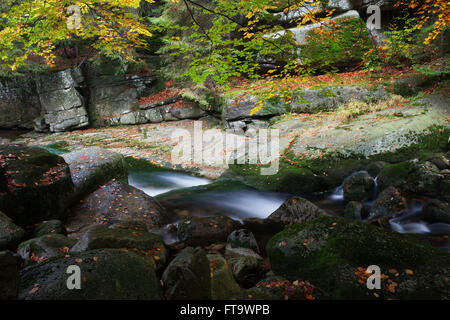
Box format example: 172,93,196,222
300,17,373,70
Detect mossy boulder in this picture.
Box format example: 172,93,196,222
18,249,161,300
377,160,444,196
66,181,170,236
31,220,66,238
18,234,77,265
266,196,327,228
0,250,19,300
161,247,211,300
0,144,74,226
342,171,375,201
70,222,167,270
208,254,241,300
177,216,242,247
370,187,407,217
62,147,128,199
422,199,450,224
267,216,450,299
0,211,26,250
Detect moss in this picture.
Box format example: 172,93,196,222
266,216,450,299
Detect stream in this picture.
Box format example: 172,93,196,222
129,168,450,251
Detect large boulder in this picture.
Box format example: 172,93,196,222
342,171,375,201
70,222,167,270
18,234,77,265
0,250,19,299
227,255,267,288
0,77,41,129
177,216,242,247
377,160,444,196
266,196,327,228
0,211,26,250
35,68,89,132
370,186,407,217
161,247,211,300
62,147,128,198
18,249,161,300
422,200,450,224
208,254,241,300
0,144,74,226
267,216,450,299
66,181,170,236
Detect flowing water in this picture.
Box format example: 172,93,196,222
130,168,450,251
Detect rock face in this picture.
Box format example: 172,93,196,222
370,186,407,217
162,247,211,300
0,250,18,299
342,171,375,201
18,249,161,300
177,216,242,247
275,0,355,22
62,147,128,198
223,85,388,121
227,255,266,288
35,68,89,132
267,217,450,299
86,62,156,127
0,144,74,226
266,197,327,228
0,211,26,250
66,181,170,235
0,77,41,129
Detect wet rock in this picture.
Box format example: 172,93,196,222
227,229,259,253
266,196,327,228
0,250,18,299
31,220,66,238
162,247,211,300
70,223,167,270
366,161,389,177
177,216,242,247
227,255,267,288
35,68,89,132
18,249,161,300
67,181,170,235
62,147,128,198
428,154,450,170
267,216,450,299
370,187,407,217
0,211,26,250
208,254,241,300
0,144,74,226
422,200,450,224
342,171,375,201
18,234,77,264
